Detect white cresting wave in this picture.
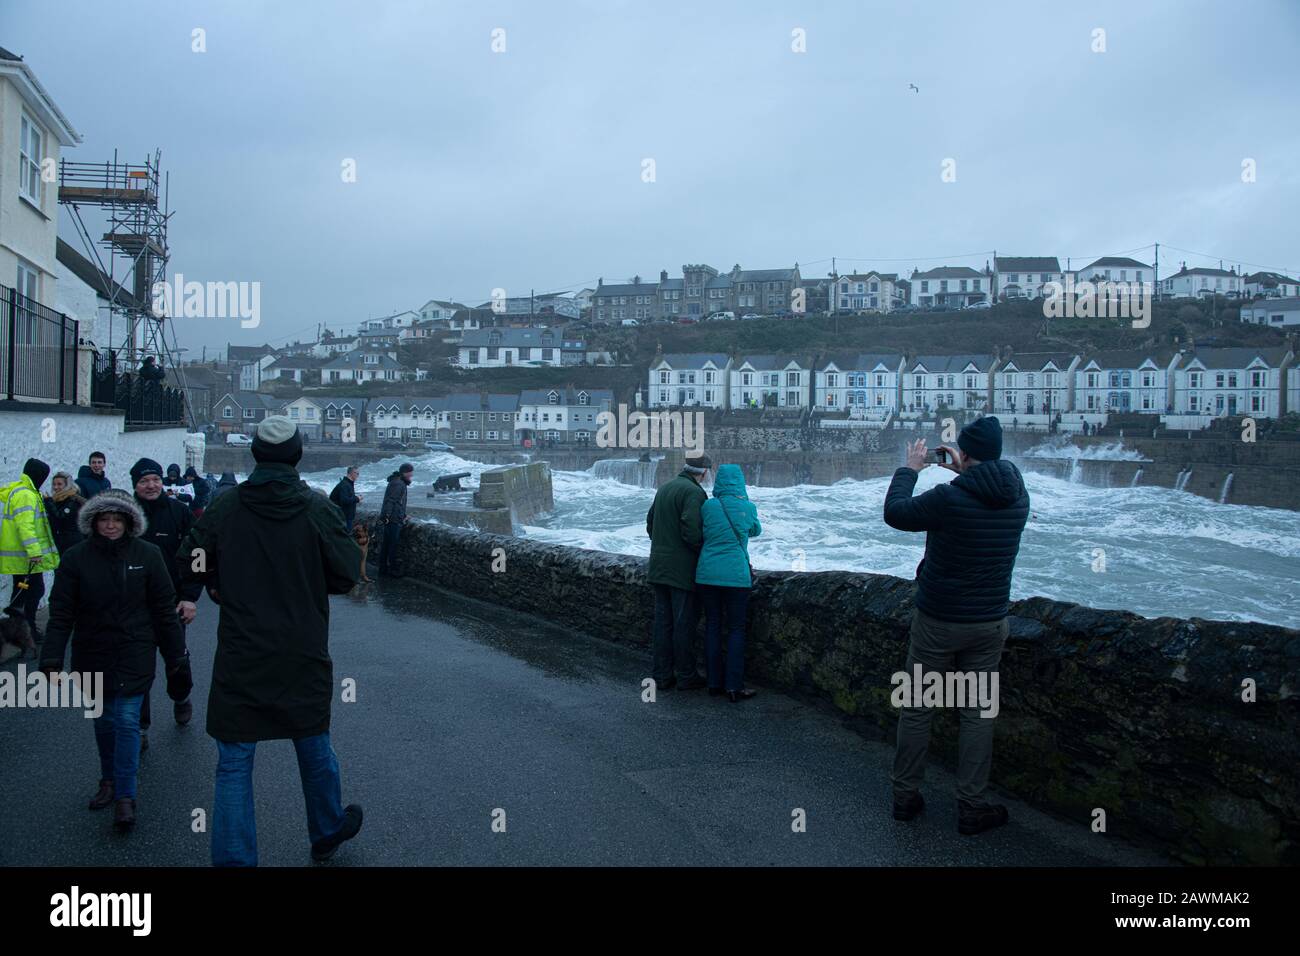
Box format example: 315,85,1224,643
301,450,1300,628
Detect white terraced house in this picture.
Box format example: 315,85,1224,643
1161,265,1244,299
1241,297,1300,328
1244,272,1300,300
908,267,990,308
901,355,998,414
833,273,905,313
815,353,905,413
368,397,446,440
1171,347,1294,419
648,353,732,409
992,353,1080,417
456,327,585,368
1075,257,1153,291
729,355,811,409
516,388,614,445
1074,350,1178,414
993,257,1063,300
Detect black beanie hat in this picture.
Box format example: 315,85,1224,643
958,416,1003,462
130,458,164,484
251,416,304,466
23,458,50,490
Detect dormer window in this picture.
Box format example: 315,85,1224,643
578,392,589,405
548,391,559,405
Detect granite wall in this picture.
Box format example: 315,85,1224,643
375,519,1300,865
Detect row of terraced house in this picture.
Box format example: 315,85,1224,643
649,346,1299,422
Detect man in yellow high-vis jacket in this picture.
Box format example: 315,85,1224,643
1,459,59,641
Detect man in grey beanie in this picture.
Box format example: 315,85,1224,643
180,415,364,865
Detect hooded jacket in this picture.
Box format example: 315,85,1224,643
0,474,59,574
74,465,112,499
184,466,211,512
44,484,86,555
883,459,1031,623
39,491,186,697
163,464,194,505
179,461,361,742
211,472,238,502
695,464,761,589
380,472,408,523
134,490,203,604
645,469,706,591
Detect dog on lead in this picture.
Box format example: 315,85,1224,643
0,607,36,664
352,524,372,584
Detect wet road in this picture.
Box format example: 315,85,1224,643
0,580,1162,866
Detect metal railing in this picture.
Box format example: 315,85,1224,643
91,350,187,428
1,284,79,404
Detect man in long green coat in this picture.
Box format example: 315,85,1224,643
645,454,710,690
179,416,363,866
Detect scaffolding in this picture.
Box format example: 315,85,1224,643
58,149,192,423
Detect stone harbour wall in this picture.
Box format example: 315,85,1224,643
374,519,1300,865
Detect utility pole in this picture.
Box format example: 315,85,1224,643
1153,242,1159,303
831,257,839,333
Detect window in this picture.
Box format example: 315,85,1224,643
487,431,499,441
16,258,39,303
290,407,300,419
244,409,256,420
466,431,479,440
223,405,233,419
19,113,44,205
454,430,463,440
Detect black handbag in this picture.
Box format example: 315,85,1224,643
718,499,755,586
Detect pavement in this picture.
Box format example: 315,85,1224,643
0,577,1164,867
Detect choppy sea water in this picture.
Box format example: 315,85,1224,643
302,451,1300,628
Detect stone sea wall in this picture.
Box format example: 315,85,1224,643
376,520,1300,865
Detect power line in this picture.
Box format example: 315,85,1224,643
1157,243,1298,276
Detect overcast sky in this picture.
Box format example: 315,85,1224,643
6,0,1299,355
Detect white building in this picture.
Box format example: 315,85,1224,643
1171,347,1293,418
320,348,407,383
908,267,991,308
369,396,445,440
993,257,1063,300
1074,350,1178,414
832,273,906,313
648,353,732,409
815,353,905,413
1241,297,1300,328
0,47,82,319
1160,265,1244,299
456,328,586,368
729,355,811,409
418,299,467,323
516,388,613,444
992,352,1079,417
901,354,998,414
1076,257,1153,288
1244,272,1300,300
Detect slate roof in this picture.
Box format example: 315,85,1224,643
655,353,731,369
994,257,1062,273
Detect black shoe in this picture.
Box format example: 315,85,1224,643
88,780,114,811
312,804,364,862
139,732,149,754
958,802,1009,835
174,698,193,726
727,688,757,703
676,676,708,691
893,790,925,821
113,797,136,832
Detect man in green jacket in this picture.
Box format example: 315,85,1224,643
645,454,710,690
1,459,59,641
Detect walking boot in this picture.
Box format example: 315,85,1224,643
113,797,136,832
88,780,114,811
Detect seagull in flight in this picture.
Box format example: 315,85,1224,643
908,83,919,93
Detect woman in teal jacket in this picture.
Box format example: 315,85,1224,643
695,464,761,701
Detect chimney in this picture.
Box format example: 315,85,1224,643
660,269,668,282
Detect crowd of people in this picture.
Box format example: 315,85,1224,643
1,417,366,863
644,414,1029,834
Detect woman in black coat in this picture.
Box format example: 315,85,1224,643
44,471,85,555
39,490,191,832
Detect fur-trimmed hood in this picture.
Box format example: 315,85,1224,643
78,489,147,538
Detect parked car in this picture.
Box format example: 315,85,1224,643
676,317,698,325
741,313,761,321
964,300,992,310
225,432,253,446
620,319,639,327
706,311,736,322
378,439,408,450
424,440,456,452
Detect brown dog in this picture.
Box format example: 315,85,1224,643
352,524,372,583
0,610,36,664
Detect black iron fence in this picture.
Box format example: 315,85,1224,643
1,283,79,404
91,350,186,428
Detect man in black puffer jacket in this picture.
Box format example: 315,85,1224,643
40,489,190,831
883,415,1029,836
131,458,204,741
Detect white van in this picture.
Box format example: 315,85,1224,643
620,318,639,327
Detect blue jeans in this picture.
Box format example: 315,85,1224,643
700,585,751,692
211,732,346,867
651,584,698,683
92,694,144,798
